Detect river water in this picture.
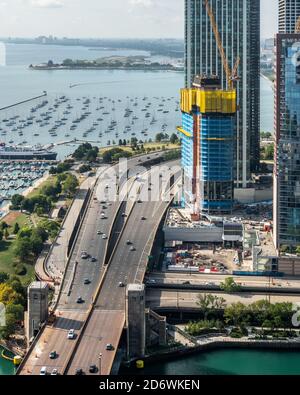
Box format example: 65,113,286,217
120,349,300,376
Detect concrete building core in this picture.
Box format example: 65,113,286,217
179,75,236,219
26,282,49,343
126,284,146,360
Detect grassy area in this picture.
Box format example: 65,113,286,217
0,238,35,285
98,142,179,156
0,212,36,284
26,175,57,199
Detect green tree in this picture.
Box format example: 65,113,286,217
62,174,79,196
13,222,20,235
4,228,9,240
220,277,242,293
10,194,25,210
0,272,9,284
170,133,179,144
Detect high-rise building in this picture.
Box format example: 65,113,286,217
184,0,260,188
274,34,300,250
179,75,236,218
279,0,300,33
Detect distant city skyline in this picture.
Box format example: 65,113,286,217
0,0,277,39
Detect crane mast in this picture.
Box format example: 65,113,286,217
203,0,240,89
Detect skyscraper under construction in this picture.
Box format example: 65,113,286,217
179,75,236,218
184,0,260,188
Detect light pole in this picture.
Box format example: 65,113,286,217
99,353,102,375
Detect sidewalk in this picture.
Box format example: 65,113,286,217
35,176,96,285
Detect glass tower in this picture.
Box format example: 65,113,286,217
274,34,300,249
184,0,260,188
279,0,300,33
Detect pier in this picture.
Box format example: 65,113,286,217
0,92,47,112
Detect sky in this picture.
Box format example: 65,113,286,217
0,0,277,39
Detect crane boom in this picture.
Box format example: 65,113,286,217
203,0,239,89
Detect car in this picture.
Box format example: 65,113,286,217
77,297,84,304
126,240,132,245
40,367,47,376
148,187,152,191
121,213,127,218
97,230,102,235
141,216,146,221
67,329,75,339
84,279,91,285
101,213,107,219
75,369,84,376
106,344,114,351
89,365,98,374
146,279,156,284
102,234,108,240
51,369,59,376
119,282,125,288
49,351,57,360
91,257,97,262
81,251,89,260
137,199,142,204
130,246,136,252
183,281,191,285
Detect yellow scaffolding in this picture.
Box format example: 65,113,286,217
180,88,236,115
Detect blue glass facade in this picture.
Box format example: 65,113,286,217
275,35,300,248
180,112,234,214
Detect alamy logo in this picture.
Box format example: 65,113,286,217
292,303,300,329
0,303,6,327
291,42,300,68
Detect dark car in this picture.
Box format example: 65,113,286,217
89,365,98,374
75,369,84,376
49,351,57,360
77,297,84,304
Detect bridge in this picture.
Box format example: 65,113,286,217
18,153,180,375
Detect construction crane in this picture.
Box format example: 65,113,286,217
204,0,240,89
295,16,300,33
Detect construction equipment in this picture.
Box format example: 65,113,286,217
204,0,240,89
295,16,300,33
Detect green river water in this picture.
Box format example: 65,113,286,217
120,349,300,375
0,347,15,376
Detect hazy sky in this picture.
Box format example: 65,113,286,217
0,0,277,39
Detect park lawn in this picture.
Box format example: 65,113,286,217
0,238,35,285
99,142,179,156
2,212,32,235
26,175,58,199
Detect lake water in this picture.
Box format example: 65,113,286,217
120,349,300,376
0,44,274,161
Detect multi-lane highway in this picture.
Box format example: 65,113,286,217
147,289,300,309
146,273,300,289
18,152,178,375
65,163,181,375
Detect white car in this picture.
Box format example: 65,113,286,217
68,329,75,340
102,234,108,240
40,366,47,376
51,369,58,376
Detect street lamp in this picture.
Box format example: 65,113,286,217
99,353,103,375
